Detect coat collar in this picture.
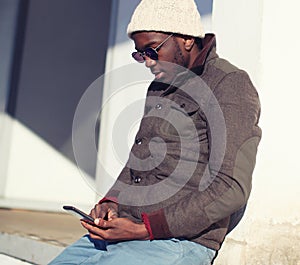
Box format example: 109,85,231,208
190,33,217,76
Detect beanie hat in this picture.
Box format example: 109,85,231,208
127,0,205,38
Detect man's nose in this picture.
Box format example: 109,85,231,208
144,56,156,68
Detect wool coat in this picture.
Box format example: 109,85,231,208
102,34,262,250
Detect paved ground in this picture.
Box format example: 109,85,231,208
2,208,298,264
0,208,86,264
0,254,32,265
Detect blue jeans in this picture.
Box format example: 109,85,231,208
49,235,216,265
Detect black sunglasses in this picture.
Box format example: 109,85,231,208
132,34,173,63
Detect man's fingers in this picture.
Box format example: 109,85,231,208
81,221,110,240
81,220,91,230
89,231,104,240
90,209,95,219
90,203,101,219
96,204,110,219
90,202,118,220
94,204,101,217
81,220,110,232
107,208,118,220
94,218,111,228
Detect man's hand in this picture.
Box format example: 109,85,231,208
81,217,150,242
90,202,118,221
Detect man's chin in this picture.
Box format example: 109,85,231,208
154,72,164,80
154,75,173,85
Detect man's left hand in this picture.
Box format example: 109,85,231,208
81,217,150,242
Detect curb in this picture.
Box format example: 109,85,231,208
0,233,64,265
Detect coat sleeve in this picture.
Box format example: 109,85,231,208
141,71,262,239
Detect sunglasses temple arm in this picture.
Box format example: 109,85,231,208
154,34,174,51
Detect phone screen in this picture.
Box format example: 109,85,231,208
63,205,94,223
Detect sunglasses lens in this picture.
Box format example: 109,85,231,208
144,48,158,60
132,48,159,63
132,52,145,63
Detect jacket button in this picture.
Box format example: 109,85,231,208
134,176,142,183
135,138,142,145
155,103,162,110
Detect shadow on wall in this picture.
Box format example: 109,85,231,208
5,0,112,178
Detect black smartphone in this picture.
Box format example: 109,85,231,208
63,205,94,223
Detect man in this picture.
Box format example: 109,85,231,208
50,0,261,264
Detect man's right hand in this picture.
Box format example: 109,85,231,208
90,202,118,221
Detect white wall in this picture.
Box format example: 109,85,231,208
213,0,300,263
0,1,109,213
257,0,300,221
212,0,263,86
0,114,96,213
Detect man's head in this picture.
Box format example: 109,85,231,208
127,0,205,83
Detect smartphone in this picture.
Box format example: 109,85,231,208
63,205,94,223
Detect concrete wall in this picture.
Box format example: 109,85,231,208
0,0,112,213
213,0,300,264
0,0,19,200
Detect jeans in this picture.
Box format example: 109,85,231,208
49,235,216,265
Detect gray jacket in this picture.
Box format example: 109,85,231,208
103,34,262,250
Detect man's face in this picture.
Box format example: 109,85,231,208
131,32,189,84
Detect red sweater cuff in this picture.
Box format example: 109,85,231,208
141,213,154,240
142,209,172,239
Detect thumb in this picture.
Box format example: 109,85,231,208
94,218,107,228
107,208,118,221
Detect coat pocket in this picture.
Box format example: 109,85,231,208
159,94,201,140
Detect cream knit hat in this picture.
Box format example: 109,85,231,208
127,0,205,38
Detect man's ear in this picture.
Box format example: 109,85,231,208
183,37,195,51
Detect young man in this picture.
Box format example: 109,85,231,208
50,0,261,264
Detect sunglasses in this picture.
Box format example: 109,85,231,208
132,34,173,63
